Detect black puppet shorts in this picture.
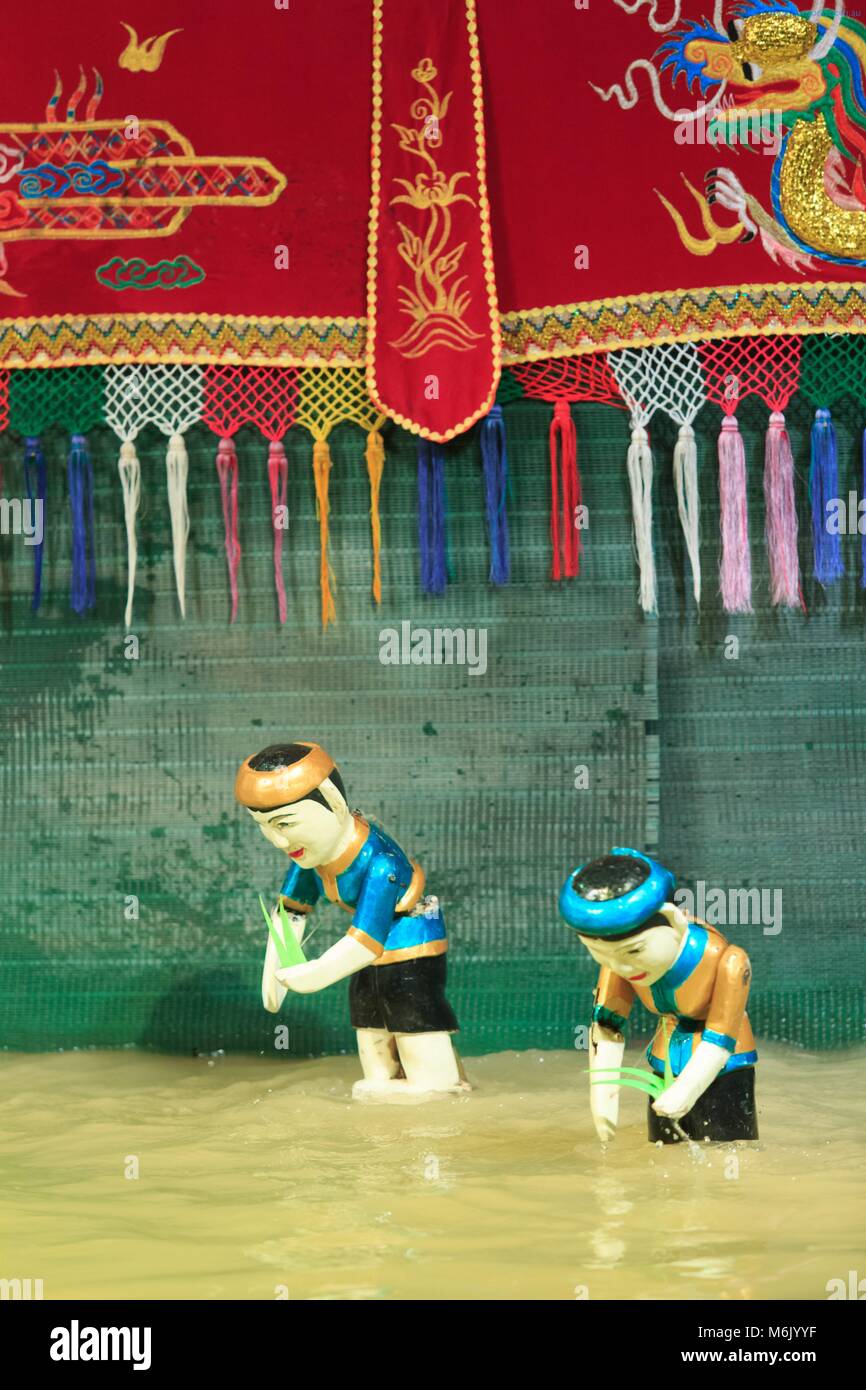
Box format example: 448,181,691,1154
349,953,459,1035
647,1064,758,1144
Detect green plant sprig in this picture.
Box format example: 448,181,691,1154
259,895,307,969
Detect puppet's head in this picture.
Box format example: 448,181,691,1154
559,848,688,986
235,741,351,869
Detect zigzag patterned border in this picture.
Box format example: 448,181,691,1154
1,282,866,368
0,313,366,368
502,281,866,360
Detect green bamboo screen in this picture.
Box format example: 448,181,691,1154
0,395,862,1054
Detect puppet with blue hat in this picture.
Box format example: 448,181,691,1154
560,848,758,1144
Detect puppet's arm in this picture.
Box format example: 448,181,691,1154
653,944,751,1119
589,1021,625,1142
276,935,377,994
588,971,635,1141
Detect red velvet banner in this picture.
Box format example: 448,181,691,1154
1,2,865,392
366,0,499,440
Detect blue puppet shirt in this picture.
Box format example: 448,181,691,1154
279,815,446,965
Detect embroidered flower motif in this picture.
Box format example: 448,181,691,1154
411,58,437,84
392,169,473,211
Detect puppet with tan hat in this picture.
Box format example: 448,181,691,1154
235,741,467,1100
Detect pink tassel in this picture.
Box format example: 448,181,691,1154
268,439,289,625
216,437,241,624
718,415,752,614
764,411,802,609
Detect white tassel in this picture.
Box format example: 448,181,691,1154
626,424,656,613
166,432,190,618
673,421,701,605
118,440,141,630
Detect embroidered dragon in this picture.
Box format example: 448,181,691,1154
594,0,866,271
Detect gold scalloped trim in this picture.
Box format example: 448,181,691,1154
500,280,866,360
2,284,865,378
364,0,501,443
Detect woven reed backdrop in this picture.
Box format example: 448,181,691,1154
0,396,861,1055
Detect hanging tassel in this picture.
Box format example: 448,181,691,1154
810,407,844,587
23,436,47,613
118,441,140,629
215,437,241,624
68,433,96,614
626,423,656,613
417,441,448,595
480,403,510,585
312,438,336,628
365,428,385,605
673,422,700,605
166,432,190,618
862,429,866,590
718,415,752,614
764,411,801,609
549,399,580,580
268,439,289,625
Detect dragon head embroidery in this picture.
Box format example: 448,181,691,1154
595,1,866,271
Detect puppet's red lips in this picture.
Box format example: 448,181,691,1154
288,848,305,859
628,971,648,981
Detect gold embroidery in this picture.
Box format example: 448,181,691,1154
387,57,481,358
655,176,745,257
781,113,866,261
365,0,502,442
118,23,183,73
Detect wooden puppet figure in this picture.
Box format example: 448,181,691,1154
559,848,758,1144
235,741,467,1100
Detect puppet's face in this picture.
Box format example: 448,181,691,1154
578,906,689,986
248,781,351,868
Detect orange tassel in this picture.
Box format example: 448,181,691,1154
365,428,384,604
313,438,336,628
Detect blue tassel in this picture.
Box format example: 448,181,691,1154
417,441,448,595
810,408,844,586
480,404,510,585
68,433,96,613
23,436,47,612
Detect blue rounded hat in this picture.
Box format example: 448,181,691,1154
559,847,675,939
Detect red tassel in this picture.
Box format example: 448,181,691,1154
268,439,289,625
216,437,241,624
550,399,580,579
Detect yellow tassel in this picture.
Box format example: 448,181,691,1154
365,428,385,604
312,438,336,629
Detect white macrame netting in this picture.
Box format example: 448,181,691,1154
609,343,706,609
105,365,204,624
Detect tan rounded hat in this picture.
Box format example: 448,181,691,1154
235,742,335,810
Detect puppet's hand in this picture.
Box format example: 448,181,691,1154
652,1040,729,1119
651,1081,692,1120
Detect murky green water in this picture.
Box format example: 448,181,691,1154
1,1046,862,1300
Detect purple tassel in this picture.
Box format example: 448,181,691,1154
68,433,96,613
718,415,752,613
23,436,47,612
480,404,510,585
418,441,448,595
810,409,844,587
764,411,802,609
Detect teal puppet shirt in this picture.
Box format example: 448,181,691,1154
279,816,446,965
